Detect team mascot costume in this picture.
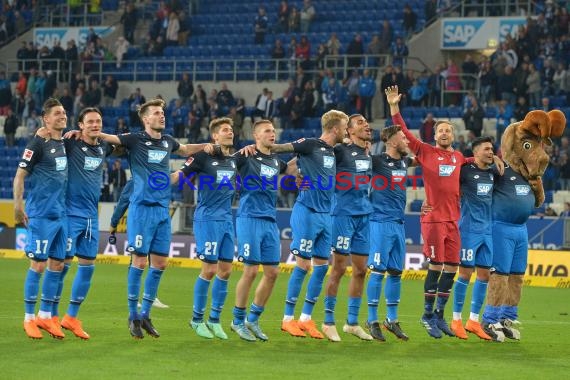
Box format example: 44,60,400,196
481,110,566,342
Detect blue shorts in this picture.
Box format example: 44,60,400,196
236,217,280,265
67,216,99,260
126,204,171,256
24,217,67,261
492,221,528,275
290,203,332,260
194,220,235,263
332,214,370,256
460,232,493,269
368,221,405,273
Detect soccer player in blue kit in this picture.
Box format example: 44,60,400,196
321,114,373,342
230,120,296,341
450,137,495,341
365,125,415,342
172,117,237,340
14,98,68,339
481,161,537,342
95,98,211,339
268,110,349,339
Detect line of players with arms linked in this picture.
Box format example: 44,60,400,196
14,85,535,343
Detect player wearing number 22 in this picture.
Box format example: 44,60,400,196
97,98,208,339
173,117,237,340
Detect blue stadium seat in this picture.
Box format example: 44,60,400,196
410,199,423,212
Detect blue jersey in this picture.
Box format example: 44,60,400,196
181,151,237,222
65,138,113,218
370,153,412,222
492,164,535,225
118,132,180,207
292,138,336,213
18,136,67,218
235,150,287,220
459,163,495,234
332,143,372,216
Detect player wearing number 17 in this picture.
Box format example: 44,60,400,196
94,98,211,339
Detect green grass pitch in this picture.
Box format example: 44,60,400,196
1,258,569,379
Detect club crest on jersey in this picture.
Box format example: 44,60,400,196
355,159,370,172
438,165,456,176
98,147,104,155
515,185,531,196
216,170,234,183
148,150,167,163
55,157,67,171
351,152,357,156
477,183,493,195
50,148,56,153
23,149,34,161
437,157,444,161
260,163,278,177
84,156,102,171
162,140,169,148
274,159,279,166
391,169,407,182
81,147,88,152
451,155,457,163
323,156,335,168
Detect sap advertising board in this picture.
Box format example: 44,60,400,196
441,17,526,49
34,27,115,49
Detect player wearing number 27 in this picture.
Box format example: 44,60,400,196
95,98,210,339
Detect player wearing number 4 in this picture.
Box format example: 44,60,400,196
230,120,296,341
171,117,237,340
322,114,374,342
365,125,417,342
385,86,504,339
91,98,212,339
450,137,497,341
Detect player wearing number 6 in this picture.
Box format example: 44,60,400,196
230,120,295,342
172,117,237,340
450,137,496,341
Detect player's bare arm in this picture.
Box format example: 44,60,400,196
13,168,29,226
285,157,298,175
170,169,184,185
385,85,403,116
176,143,216,156
272,142,295,154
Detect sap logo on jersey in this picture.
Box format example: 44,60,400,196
55,157,67,171
323,156,335,169
216,170,234,183
391,170,407,182
438,165,456,177
515,185,531,196
442,20,484,47
148,150,167,163
355,159,370,172
260,164,278,177
84,156,102,171
477,183,493,196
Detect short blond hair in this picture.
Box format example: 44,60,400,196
321,110,349,132
434,120,455,134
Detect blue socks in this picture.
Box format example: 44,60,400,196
52,263,70,317
40,269,62,314
24,269,41,315
247,303,264,323
209,276,228,323
301,264,328,316
385,274,401,322
284,266,307,317
501,305,518,321
366,272,384,323
471,279,488,316
452,277,469,314
67,264,95,318
140,266,164,319
482,305,501,324
232,306,246,325
193,276,211,323
324,295,337,325
127,266,144,320
347,297,361,325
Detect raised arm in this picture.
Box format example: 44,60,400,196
385,85,423,154
13,168,29,226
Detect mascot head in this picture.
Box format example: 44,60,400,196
501,110,566,207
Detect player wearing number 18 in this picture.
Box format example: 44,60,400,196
450,137,496,341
